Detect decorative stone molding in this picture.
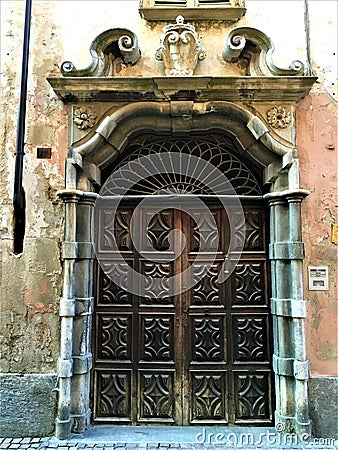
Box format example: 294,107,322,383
267,106,291,129
222,27,308,76
48,76,317,103
155,16,206,76
73,107,97,130
61,28,141,77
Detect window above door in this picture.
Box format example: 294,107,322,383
139,0,246,21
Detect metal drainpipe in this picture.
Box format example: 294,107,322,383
13,0,32,254
304,0,313,75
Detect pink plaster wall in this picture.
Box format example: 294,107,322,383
297,92,338,376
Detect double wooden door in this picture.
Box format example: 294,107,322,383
92,200,273,425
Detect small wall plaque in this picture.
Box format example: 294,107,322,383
37,147,52,159
308,266,329,291
332,224,338,244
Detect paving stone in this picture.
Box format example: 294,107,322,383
3,441,12,444
9,445,20,449
12,441,22,445
0,445,10,449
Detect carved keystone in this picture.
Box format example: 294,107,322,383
155,15,206,76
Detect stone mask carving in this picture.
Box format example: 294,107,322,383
155,15,206,76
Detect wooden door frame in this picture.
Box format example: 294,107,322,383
56,101,311,439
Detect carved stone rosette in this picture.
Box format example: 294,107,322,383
155,16,206,76
267,106,291,129
73,107,97,130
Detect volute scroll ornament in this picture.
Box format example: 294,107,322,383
61,28,141,77
222,27,308,77
155,16,206,76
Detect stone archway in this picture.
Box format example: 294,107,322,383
56,101,311,439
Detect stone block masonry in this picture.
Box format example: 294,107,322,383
0,374,57,437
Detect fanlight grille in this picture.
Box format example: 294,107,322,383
102,135,262,196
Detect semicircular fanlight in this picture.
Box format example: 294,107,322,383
102,135,262,196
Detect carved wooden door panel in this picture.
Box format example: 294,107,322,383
92,201,273,425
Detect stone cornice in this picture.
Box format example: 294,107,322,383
48,75,317,103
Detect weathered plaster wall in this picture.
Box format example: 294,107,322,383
296,1,337,377
0,0,68,436
298,92,337,375
1,1,67,375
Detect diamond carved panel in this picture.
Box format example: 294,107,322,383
192,373,226,421
139,373,174,420
95,372,131,420
97,315,131,361
234,373,270,420
192,317,223,361
141,316,174,361
233,316,268,362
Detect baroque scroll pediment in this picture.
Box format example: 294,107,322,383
222,27,308,77
61,28,141,77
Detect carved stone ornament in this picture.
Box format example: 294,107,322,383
267,106,291,129
61,28,141,77
222,27,308,76
73,107,97,130
155,16,206,76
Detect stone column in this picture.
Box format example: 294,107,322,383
70,192,97,433
55,190,82,440
265,189,311,436
287,192,311,436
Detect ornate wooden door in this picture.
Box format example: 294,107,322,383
92,200,273,425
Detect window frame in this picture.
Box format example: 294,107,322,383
139,0,246,21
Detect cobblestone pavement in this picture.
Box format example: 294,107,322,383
1,437,338,450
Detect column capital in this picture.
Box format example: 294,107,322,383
57,189,84,202
264,189,310,203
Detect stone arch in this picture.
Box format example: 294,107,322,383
56,101,311,438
